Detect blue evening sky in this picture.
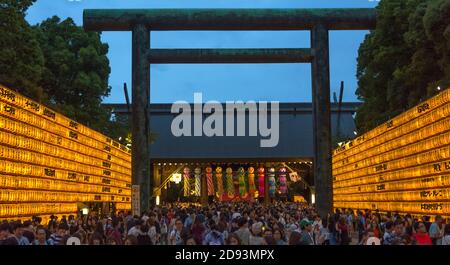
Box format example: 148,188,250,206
26,0,379,104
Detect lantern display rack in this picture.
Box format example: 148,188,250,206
334,161,450,189
0,101,130,164
334,186,450,202
333,113,450,172
333,124,450,176
334,175,450,194
333,145,450,182
0,133,130,177
0,144,130,182
0,173,131,195
0,85,132,218
0,203,78,218
332,88,450,216
333,88,450,160
333,201,449,216
0,85,130,158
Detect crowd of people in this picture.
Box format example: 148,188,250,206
1,202,449,245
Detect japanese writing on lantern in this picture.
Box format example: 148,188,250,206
421,203,443,211
44,168,55,177
420,190,443,198
43,108,56,119
0,87,16,102
376,184,385,191
417,103,430,113
69,131,78,139
421,177,435,183
386,120,393,128
375,163,388,172
433,161,450,172
25,100,40,112
3,105,15,115
67,173,77,180
69,121,78,129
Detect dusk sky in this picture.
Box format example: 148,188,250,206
26,0,380,104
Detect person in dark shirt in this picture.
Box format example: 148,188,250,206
22,221,35,243
0,222,18,245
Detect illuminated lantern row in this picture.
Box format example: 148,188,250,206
0,85,131,219
333,116,450,177
0,102,130,168
333,89,450,160
0,85,130,161
332,87,450,215
0,116,130,170
0,203,78,218
258,167,265,198
215,167,224,198
334,116,450,173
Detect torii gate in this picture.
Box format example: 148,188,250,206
83,8,376,217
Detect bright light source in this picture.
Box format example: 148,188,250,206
82,208,89,215
338,142,343,147
311,193,316,204
170,173,182,184
437,86,441,91
353,131,358,135
156,195,160,206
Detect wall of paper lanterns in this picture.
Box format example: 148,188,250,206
333,88,450,216
0,85,132,220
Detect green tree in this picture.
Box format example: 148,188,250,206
356,0,450,134
0,0,44,99
35,16,112,133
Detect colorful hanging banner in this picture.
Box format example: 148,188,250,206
206,166,214,196
226,167,234,199
258,167,265,198
237,167,247,197
183,167,190,197
248,167,256,197
215,166,224,199
194,167,201,196
279,167,288,195
268,167,276,197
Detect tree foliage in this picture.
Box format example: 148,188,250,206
0,0,44,99
0,1,131,138
35,16,112,132
356,0,450,133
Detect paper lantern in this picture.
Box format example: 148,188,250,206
0,85,132,219
332,87,450,216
